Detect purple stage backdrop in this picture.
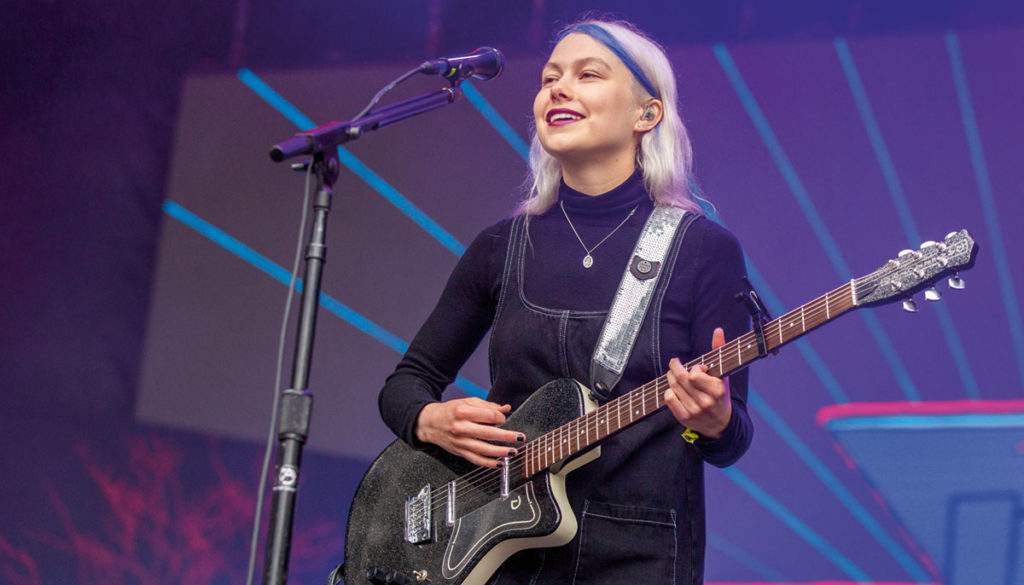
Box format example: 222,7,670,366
1,3,1022,585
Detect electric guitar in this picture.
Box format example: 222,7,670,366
338,229,978,585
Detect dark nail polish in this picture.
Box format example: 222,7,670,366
516,434,525,442
507,449,516,457
496,461,504,468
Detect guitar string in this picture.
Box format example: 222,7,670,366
411,376,672,518
410,283,855,518
406,254,950,518
411,282,860,518
414,375,679,519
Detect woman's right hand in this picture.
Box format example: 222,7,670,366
414,397,525,468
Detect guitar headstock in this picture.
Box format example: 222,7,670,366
853,229,978,309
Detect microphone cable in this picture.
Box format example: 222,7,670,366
244,161,314,585
351,66,424,123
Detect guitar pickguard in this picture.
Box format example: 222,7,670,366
442,482,541,578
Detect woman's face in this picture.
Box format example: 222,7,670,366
533,33,647,169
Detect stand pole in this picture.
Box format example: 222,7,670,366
259,80,462,585
262,149,339,585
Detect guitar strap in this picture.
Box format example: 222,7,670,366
589,205,696,400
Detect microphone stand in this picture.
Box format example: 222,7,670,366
262,82,463,585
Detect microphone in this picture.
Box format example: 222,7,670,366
419,47,504,81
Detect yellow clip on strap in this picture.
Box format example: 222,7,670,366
681,428,700,443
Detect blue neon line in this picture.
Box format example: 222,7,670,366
463,81,531,161
826,412,1024,430
720,466,872,581
706,531,789,580
745,259,850,404
700,202,850,404
162,199,486,397
748,389,931,581
238,68,316,130
834,37,979,400
860,311,920,401
237,68,467,257
933,302,980,399
945,32,1024,392
332,147,466,256
833,37,921,245
701,193,923,575
713,43,921,402
712,45,853,278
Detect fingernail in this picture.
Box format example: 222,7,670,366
516,434,525,442
507,449,516,457
496,461,504,468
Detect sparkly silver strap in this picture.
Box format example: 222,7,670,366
590,205,689,399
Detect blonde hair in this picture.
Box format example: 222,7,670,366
517,19,704,216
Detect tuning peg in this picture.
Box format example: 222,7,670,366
946,231,959,240
898,249,914,258
902,298,919,313
920,240,937,249
924,286,942,301
948,273,965,290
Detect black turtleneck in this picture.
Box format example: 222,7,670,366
523,171,655,311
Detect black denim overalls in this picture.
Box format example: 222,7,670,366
485,212,706,585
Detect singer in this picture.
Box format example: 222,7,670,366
377,18,754,585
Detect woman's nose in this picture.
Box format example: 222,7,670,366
549,79,571,101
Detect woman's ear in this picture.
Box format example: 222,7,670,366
635,99,663,132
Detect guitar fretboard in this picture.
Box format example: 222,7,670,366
520,281,857,477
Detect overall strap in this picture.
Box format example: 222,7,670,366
589,205,695,400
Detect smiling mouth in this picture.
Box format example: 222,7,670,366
546,110,585,125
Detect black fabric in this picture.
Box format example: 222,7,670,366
378,171,754,584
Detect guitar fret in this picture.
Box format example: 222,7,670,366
509,244,969,480
523,284,862,479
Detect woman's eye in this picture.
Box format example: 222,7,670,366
542,76,557,85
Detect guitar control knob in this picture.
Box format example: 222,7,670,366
948,273,965,290
366,567,389,585
385,570,416,585
902,298,919,313
924,287,942,301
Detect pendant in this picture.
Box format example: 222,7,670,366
583,254,594,268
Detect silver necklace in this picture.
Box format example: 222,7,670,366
560,201,639,268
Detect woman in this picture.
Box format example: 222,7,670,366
378,19,753,585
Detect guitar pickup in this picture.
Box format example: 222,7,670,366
404,484,432,544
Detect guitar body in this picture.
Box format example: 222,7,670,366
343,378,600,585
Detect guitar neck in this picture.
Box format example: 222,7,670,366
520,281,857,477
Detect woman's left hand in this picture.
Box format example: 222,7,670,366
664,327,732,439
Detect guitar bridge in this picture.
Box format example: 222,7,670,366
404,484,432,544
